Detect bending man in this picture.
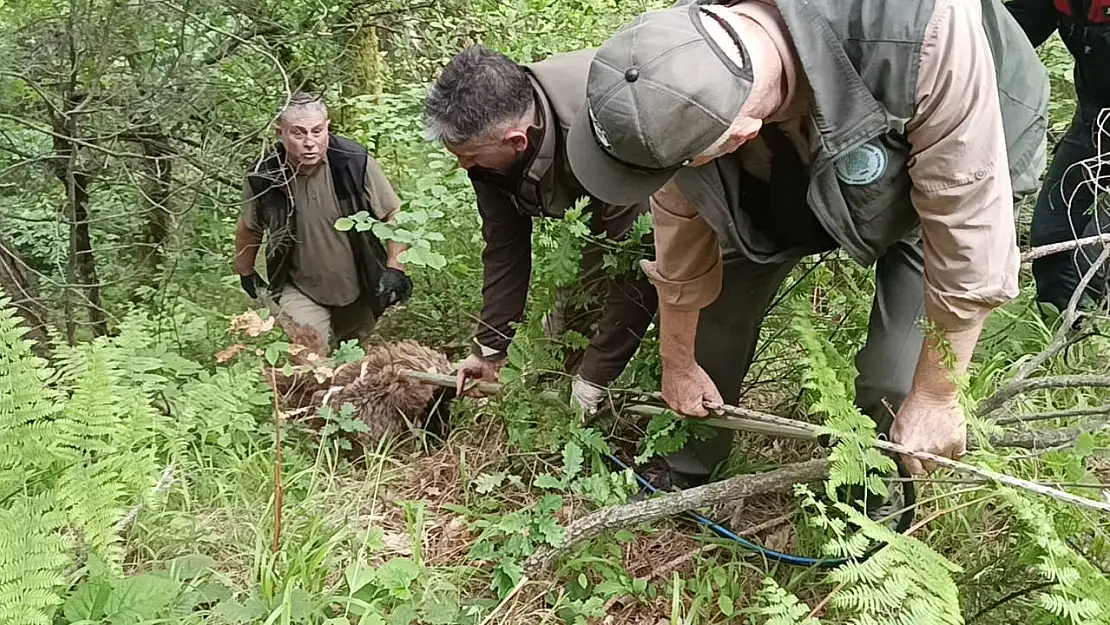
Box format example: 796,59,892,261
424,46,658,414
566,0,1048,483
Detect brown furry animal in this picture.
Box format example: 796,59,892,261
270,340,454,452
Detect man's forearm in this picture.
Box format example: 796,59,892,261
908,310,989,402
386,240,407,270
235,219,263,276
659,303,701,368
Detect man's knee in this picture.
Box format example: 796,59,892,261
277,286,332,353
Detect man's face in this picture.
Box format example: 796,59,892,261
446,131,528,172
278,110,329,168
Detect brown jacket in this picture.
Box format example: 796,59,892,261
468,49,657,386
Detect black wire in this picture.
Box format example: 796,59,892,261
603,453,917,568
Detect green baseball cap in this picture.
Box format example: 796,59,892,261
567,4,754,206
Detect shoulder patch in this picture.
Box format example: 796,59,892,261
834,142,888,186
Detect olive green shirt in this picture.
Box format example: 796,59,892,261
242,155,401,307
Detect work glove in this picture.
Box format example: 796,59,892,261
379,267,413,308
240,272,268,299
570,375,607,421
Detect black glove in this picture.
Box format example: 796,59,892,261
240,272,268,299
378,267,413,307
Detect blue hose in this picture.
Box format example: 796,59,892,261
603,452,916,569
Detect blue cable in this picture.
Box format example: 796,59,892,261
603,452,916,569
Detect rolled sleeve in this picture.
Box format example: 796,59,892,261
364,156,403,221
908,0,1020,329
641,182,723,311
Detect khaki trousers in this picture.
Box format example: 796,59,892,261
664,238,927,477
276,284,377,353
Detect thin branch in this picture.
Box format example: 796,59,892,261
978,374,1110,415
993,244,1110,388
401,370,1110,514
1022,233,1110,262
989,425,1108,450
993,404,1110,425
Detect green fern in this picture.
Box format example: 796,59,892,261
0,293,171,625
789,311,963,625
0,494,69,625
998,489,1110,624
750,578,821,625
792,313,894,501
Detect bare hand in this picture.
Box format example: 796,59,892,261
454,354,504,397
661,362,724,417
890,393,967,475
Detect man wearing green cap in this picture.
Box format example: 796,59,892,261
566,0,1048,484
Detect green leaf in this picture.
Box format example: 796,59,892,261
718,594,735,617
345,562,377,594
376,557,421,600
562,440,584,481
335,217,355,231
63,578,114,622
533,474,564,490
474,472,507,494
1076,432,1096,457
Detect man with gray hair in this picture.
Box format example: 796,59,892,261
424,45,658,413
235,92,413,355
566,0,1048,488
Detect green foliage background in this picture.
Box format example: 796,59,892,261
0,0,1108,623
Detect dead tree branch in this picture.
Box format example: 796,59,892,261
523,459,830,576
993,405,1110,425
978,375,1110,415
1022,234,1110,262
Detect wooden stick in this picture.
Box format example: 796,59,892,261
270,368,284,554
398,370,1110,514
993,404,1110,425
978,374,1110,415
1021,233,1110,262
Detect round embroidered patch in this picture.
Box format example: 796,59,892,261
834,142,888,186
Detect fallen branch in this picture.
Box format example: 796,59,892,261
1021,233,1110,262
993,404,1110,425
400,371,1110,518
523,459,830,575
977,375,1110,415
993,244,1110,388
871,438,1110,512
990,425,1109,450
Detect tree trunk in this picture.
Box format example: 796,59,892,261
52,95,107,341
69,169,107,337
139,134,174,270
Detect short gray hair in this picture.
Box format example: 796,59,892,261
423,46,534,145
277,91,329,124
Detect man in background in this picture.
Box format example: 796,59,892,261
235,92,413,356
1008,0,1110,313
423,46,658,414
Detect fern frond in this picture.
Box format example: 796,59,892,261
0,494,69,625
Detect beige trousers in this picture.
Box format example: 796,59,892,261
276,285,377,353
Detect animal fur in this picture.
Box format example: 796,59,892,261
270,340,454,452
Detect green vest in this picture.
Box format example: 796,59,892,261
675,0,1048,266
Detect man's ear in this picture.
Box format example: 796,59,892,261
505,129,530,153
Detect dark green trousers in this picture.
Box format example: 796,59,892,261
663,238,926,477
